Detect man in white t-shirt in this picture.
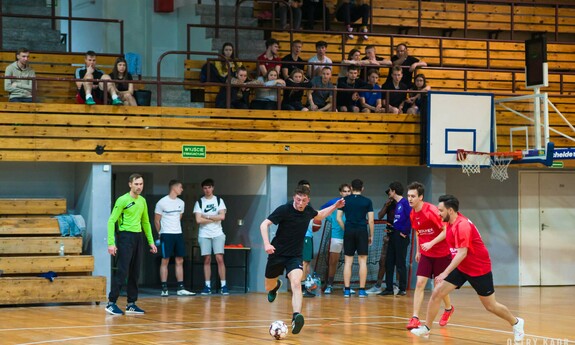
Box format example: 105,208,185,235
193,178,228,295
155,180,195,297
307,41,333,79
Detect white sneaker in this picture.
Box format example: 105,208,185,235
177,289,196,296
350,288,356,295
161,290,168,297
324,285,332,294
366,286,382,294
346,25,354,39
513,317,525,342
410,325,430,337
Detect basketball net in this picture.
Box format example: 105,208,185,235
490,155,513,182
457,150,514,182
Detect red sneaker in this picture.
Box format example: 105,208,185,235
406,316,421,330
439,306,455,326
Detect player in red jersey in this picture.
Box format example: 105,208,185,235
411,194,525,342
405,182,454,330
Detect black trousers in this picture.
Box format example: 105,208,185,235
108,231,144,304
384,230,410,291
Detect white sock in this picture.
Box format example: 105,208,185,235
85,93,92,99
205,281,211,288
221,280,226,287
112,94,118,100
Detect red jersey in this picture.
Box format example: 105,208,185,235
446,213,492,277
257,53,281,75
410,202,450,258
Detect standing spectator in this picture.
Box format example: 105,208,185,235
75,50,122,105
4,47,35,102
155,179,195,297
307,67,334,111
322,183,352,294
335,0,370,39
282,68,312,111
337,178,374,298
105,173,157,315
251,69,286,110
359,69,383,113
387,43,427,87
279,0,303,30
214,42,243,81
405,73,431,115
381,65,408,114
257,38,282,77
366,188,396,294
360,45,391,80
215,66,258,109
336,65,368,112
379,181,411,296
307,41,333,79
281,40,305,80
193,178,229,295
302,0,331,30
109,57,137,106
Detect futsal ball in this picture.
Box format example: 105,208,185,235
269,320,288,340
312,219,322,232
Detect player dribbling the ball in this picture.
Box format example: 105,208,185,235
260,185,345,335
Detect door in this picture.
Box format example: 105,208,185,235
539,173,575,285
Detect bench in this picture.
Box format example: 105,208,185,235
0,197,106,305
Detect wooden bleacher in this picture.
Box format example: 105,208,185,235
0,198,106,305
0,52,120,104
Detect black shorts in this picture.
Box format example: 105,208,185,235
445,268,495,297
160,233,186,258
343,226,369,256
265,255,302,279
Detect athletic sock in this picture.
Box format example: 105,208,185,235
205,281,211,288
85,93,92,99
112,93,118,100
161,282,168,290
514,318,519,325
271,280,281,292
292,312,299,320
445,307,452,311
177,281,184,289
424,325,430,331
412,316,419,319
221,280,227,287
327,277,334,286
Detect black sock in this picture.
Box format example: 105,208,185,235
177,281,184,289
271,279,281,292
161,282,167,289
424,325,430,331
292,312,299,320
412,316,419,319
445,307,452,311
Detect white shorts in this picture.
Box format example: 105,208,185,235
329,238,344,253
199,234,226,256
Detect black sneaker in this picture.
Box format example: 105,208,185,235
105,302,124,315
377,290,395,296
397,290,407,296
125,303,145,314
267,279,282,303
292,313,305,334
303,288,316,298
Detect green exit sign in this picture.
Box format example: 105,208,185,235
551,161,564,168
182,145,206,158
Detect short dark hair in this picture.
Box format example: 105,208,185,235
294,185,311,197
364,45,376,52
347,65,360,72
316,40,328,48
439,194,459,212
339,183,351,192
201,178,214,187
16,47,29,57
407,181,425,197
367,68,380,77
266,38,279,48
351,179,363,191
297,179,310,187
292,40,303,47
86,50,96,57
388,181,404,196
129,173,143,183
392,65,402,74
169,179,182,189
397,43,408,50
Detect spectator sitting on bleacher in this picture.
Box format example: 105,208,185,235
360,69,383,113
404,73,430,115
381,65,408,114
4,47,36,103
279,0,303,30
386,43,427,87
307,66,334,111
307,41,333,79
282,68,312,111
215,42,243,81
335,0,370,40
281,40,305,80
257,38,282,77
251,69,286,110
339,48,362,77
75,50,122,105
360,45,391,79
302,0,331,30
336,65,368,113
109,57,137,106
215,66,259,109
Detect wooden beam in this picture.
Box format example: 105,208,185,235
0,199,66,215
0,218,60,235
0,237,82,255
0,256,94,274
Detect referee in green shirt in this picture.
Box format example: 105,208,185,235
105,173,157,315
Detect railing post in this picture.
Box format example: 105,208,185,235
68,0,73,52
120,20,124,55
486,40,490,69
417,0,422,36
464,0,468,38
555,5,559,42
215,0,220,38
51,0,56,30
439,38,443,67
0,0,4,49
510,2,514,41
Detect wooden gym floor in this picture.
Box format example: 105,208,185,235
0,286,572,345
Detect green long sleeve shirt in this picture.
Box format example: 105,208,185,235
107,192,154,246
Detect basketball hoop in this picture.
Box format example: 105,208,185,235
457,149,523,181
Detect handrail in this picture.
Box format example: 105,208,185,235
0,0,124,54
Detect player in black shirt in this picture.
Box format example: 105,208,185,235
260,185,344,335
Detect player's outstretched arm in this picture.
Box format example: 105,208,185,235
260,219,275,254
316,198,345,220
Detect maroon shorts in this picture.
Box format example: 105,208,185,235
416,254,452,278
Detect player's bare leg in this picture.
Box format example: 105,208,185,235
408,276,429,329
478,294,517,325
287,269,305,334
411,280,458,337
343,255,354,297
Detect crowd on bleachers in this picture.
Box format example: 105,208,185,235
208,38,430,114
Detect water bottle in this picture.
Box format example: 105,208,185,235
59,241,65,256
